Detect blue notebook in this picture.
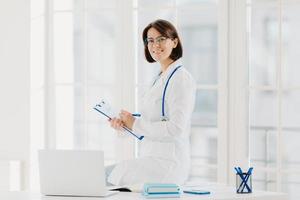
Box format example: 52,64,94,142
143,193,181,198
143,183,181,198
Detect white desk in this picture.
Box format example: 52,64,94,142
0,185,288,200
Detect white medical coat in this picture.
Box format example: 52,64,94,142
108,59,196,186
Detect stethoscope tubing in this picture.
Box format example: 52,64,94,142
161,65,182,120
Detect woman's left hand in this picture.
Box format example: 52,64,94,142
119,110,135,130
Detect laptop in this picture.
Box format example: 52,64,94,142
38,149,118,197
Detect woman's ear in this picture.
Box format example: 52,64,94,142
173,38,178,48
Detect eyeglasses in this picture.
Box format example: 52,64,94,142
145,36,169,46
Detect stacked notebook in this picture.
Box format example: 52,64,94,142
142,183,181,198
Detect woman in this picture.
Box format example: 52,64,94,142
107,19,196,186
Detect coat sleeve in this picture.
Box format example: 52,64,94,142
132,72,196,139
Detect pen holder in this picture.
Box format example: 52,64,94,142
236,172,252,193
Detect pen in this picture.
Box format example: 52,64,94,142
132,113,141,117
240,167,253,192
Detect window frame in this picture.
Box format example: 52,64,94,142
39,0,286,188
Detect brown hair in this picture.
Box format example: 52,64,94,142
142,19,183,63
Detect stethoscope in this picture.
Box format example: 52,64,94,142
153,65,182,121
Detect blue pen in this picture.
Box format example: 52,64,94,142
235,168,245,192
238,167,243,174
234,167,240,174
237,168,249,192
132,113,141,117
239,168,252,192
234,167,243,175
240,167,253,192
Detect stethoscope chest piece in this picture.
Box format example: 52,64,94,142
161,116,168,121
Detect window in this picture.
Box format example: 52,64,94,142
30,0,136,191
249,0,300,199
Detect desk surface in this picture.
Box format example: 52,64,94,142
0,185,288,200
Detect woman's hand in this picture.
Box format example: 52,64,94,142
109,117,124,131
119,110,135,130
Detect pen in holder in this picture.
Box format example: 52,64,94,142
235,167,253,194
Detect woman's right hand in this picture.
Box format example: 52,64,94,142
109,117,124,131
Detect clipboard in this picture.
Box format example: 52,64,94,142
93,100,144,140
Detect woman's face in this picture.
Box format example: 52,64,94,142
146,27,178,63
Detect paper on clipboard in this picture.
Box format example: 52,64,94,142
93,100,117,120
93,100,144,140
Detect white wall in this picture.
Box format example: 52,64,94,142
0,0,30,189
